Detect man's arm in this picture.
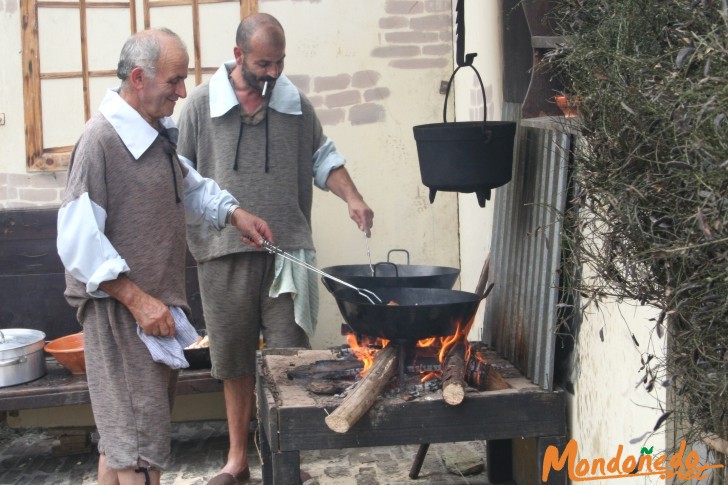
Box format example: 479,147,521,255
99,276,176,337
180,155,274,246
57,193,175,336
325,166,374,237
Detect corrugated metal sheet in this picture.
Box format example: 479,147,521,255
483,104,572,390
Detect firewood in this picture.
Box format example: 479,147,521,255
465,350,510,391
440,252,496,405
441,341,467,405
324,345,398,433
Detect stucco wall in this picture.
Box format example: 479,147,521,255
451,1,502,341
0,0,461,351
566,299,667,484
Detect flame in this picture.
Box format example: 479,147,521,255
420,371,439,382
346,312,478,382
416,313,478,382
346,333,389,376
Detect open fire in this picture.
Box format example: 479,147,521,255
345,312,480,385
320,316,510,434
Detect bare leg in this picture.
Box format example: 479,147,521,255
117,468,161,485
99,455,161,485
98,454,120,485
219,375,255,476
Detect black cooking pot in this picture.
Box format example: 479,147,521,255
413,64,516,208
184,329,211,370
331,287,484,343
321,249,460,293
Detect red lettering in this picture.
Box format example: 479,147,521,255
622,455,637,474
576,458,590,477
637,454,653,473
669,440,687,469
684,450,699,469
542,439,577,482
591,457,606,476
606,445,624,473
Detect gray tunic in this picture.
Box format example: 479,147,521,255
61,114,188,470
177,76,324,262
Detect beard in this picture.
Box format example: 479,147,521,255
242,60,277,95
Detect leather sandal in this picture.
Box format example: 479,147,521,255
207,467,250,485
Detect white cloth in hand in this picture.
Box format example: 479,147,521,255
136,306,199,369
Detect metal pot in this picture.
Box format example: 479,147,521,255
331,287,484,343
321,249,460,293
413,64,516,207
0,328,47,388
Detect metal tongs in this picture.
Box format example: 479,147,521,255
262,240,383,305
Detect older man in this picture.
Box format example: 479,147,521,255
57,28,272,485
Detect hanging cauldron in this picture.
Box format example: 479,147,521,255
413,0,516,208
413,64,516,208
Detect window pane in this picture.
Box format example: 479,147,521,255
41,78,85,148
198,3,239,68
150,6,194,56
38,8,82,73
87,9,132,71
89,76,119,114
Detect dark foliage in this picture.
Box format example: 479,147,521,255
549,0,727,453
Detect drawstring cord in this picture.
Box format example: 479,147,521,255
169,155,181,203
135,466,151,485
158,128,181,204
232,107,269,173
233,122,243,171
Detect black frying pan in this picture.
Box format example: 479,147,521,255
331,287,484,342
321,249,460,293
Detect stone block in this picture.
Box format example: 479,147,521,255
352,70,381,89
385,0,424,15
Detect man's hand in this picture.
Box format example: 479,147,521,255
326,166,374,237
99,276,176,337
347,198,374,237
230,207,274,248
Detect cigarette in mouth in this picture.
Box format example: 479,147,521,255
262,81,268,97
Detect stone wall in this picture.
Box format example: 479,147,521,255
1,0,453,210
0,172,67,209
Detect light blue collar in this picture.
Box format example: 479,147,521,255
98,88,177,160
209,60,302,118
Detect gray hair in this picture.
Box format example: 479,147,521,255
117,28,185,84
236,13,285,53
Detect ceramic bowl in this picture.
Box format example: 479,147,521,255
44,332,86,375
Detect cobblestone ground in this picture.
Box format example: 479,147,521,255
0,420,492,484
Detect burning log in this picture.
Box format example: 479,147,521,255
440,252,492,406
465,347,510,391
324,345,398,433
441,341,467,405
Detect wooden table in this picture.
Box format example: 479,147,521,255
256,348,567,484
0,357,222,412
